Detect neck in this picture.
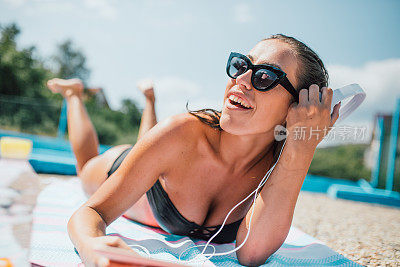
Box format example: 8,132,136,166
218,129,276,175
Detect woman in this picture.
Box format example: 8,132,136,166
50,34,340,266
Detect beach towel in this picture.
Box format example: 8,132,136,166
29,179,360,266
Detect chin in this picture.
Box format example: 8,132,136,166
220,111,251,136
220,109,278,136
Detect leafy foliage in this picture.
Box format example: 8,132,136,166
0,23,141,145
53,39,90,83
309,144,371,181
0,23,59,134
86,98,141,145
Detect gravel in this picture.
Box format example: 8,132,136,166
292,192,400,266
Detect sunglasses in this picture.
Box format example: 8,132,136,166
226,52,299,102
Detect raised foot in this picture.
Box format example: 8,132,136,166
47,78,84,98
137,79,155,102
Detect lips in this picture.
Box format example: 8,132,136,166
225,91,254,110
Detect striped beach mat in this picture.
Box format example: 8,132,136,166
29,179,360,266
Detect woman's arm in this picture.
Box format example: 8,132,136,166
67,114,195,266
235,85,340,266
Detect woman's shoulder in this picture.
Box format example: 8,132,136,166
143,113,220,171
155,113,218,149
128,113,206,167
160,113,210,135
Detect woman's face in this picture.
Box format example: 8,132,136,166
220,39,299,136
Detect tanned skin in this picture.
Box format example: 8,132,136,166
46,39,340,266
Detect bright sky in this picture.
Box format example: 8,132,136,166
1,0,400,146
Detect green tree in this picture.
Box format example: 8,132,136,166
121,99,142,127
0,22,142,146
53,39,90,83
309,144,371,181
86,98,141,145
0,23,60,134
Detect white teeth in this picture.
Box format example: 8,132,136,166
228,94,251,108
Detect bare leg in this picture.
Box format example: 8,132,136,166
47,78,99,174
137,79,157,140
47,78,158,199
47,79,160,226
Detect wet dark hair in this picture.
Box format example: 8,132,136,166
266,34,329,91
187,34,329,161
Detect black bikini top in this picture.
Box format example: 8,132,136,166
146,179,244,244
108,147,244,244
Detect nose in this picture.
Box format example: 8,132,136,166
235,69,252,90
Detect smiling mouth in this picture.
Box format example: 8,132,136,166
229,99,251,109
227,95,253,110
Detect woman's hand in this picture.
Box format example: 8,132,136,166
79,236,140,267
285,84,340,153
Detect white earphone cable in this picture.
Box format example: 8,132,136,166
116,83,367,265
127,139,287,266
179,139,287,265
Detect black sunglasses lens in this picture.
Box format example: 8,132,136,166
253,69,278,90
228,57,248,78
